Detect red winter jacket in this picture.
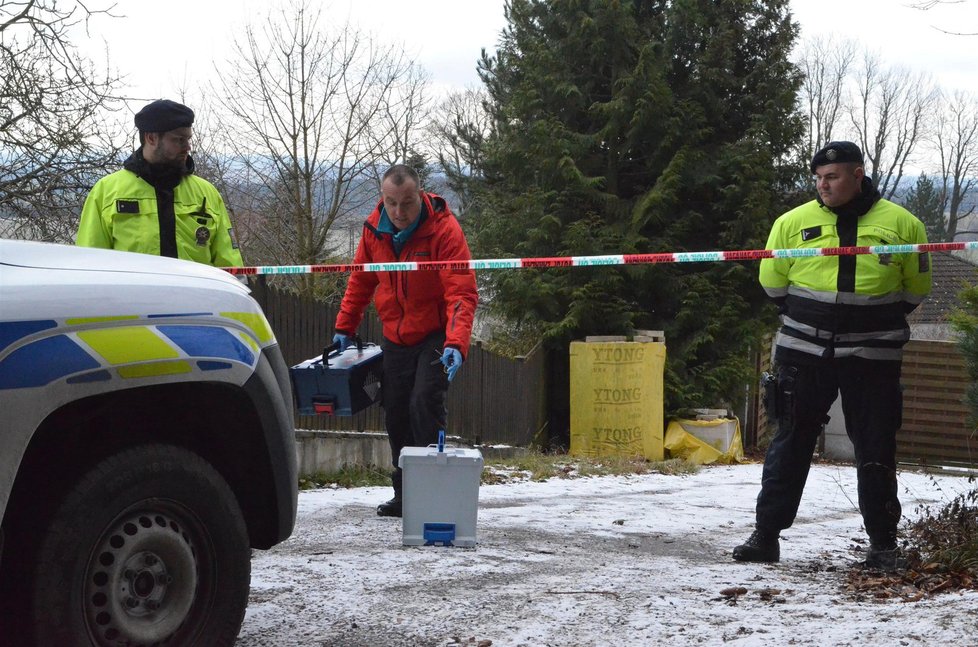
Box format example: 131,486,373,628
334,192,478,357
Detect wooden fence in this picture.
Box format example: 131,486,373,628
898,340,975,468
749,337,976,469
253,280,977,466
251,279,547,447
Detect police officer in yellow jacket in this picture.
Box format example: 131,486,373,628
734,141,931,571
77,99,243,267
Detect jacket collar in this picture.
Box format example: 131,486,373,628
377,202,428,235
124,147,194,191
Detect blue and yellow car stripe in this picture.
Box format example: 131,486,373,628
0,312,274,390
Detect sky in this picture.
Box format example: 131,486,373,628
236,462,978,645
76,0,975,118
789,0,976,93
78,0,508,106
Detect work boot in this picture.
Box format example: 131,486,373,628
864,543,907,572
732,528,780,562
376,496,402,518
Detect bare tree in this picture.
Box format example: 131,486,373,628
428,87,493,217
0,0,124,242
933,90,978,239
370,63,433,172
909,0,977,36
795,36,855,165
850,51,937,199
213,0,421,300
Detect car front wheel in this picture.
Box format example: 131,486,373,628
30,444,250,647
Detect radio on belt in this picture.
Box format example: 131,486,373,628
290,337,383,416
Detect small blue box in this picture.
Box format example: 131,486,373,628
290,345,383,416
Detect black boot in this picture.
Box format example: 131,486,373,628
377,470,403,517
864,543,907,572
376,496,402,517
733,528,780,562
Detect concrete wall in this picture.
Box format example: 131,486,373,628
821,396,853,461
293,430,528,477
295,430,392,476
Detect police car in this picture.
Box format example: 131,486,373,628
0,239,297,646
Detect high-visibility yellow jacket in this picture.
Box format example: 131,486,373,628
759,197,931,362
77,159,243,268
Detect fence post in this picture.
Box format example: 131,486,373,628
249,275,269,312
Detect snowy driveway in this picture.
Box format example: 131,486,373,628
236,463,978,646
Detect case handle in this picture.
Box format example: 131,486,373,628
321,335,364,364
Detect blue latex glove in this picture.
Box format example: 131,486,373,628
441,348,463,382
332,333,350,353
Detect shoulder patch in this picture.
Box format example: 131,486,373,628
801,226,821,242
116,200,139,214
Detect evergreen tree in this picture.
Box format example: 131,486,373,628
471,0,804,428
902,173,948,243
405,150,434,188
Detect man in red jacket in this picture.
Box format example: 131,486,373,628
333,165,478,517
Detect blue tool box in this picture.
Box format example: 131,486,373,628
290,341,383,416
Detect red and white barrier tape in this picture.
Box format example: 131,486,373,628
225,241,974,276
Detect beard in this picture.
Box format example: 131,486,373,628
145,146,187,170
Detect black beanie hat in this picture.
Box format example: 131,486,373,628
134,99,195,133
810,141,863,173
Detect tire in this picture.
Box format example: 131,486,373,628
28,444,251,647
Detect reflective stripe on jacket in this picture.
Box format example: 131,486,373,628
77,169,243,267
759,198,931,362
334,192,478,357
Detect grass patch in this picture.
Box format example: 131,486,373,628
847,476,978,600
298,452,700,489
904,481,978,578
298,463,392,490
480,452,698,484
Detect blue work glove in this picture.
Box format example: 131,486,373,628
332,333,350,353
441,348,463,382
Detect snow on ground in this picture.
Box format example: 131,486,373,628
237,462,978,646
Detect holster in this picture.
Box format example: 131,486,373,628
760,370,777,417
761,365,797,431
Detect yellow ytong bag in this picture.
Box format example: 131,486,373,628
569,339,666,460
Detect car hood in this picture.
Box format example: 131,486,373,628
0,239,245,290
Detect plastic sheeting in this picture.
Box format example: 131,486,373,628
664,417,744,465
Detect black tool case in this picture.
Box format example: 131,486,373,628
290,340,383,416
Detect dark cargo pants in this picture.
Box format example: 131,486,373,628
381,332,449,497
755,357,903,544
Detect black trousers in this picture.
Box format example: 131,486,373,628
381,331,449,496
755,357,903,544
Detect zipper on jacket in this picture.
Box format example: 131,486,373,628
836,214,857,293
387,271,406,344
390,234,438,344
156,187,178,258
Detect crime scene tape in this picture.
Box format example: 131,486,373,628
224,241,976,276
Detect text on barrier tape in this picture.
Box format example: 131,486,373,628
223,241,974,276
